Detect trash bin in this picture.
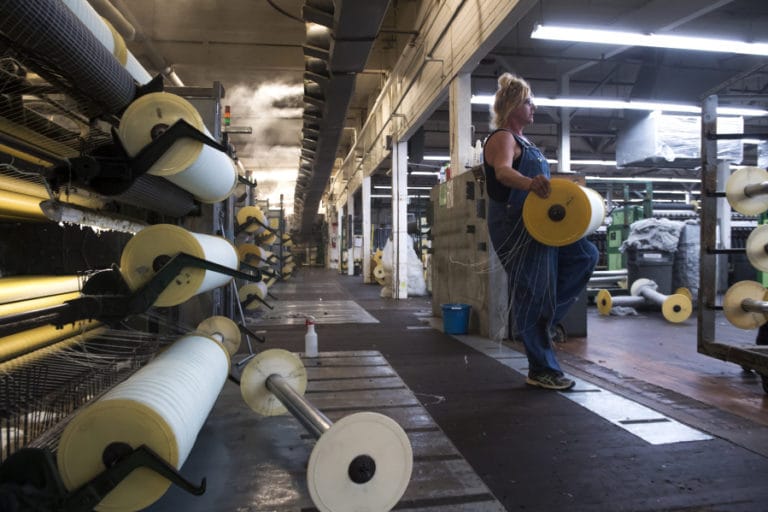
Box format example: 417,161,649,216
441,303,471,334
627,249,674,295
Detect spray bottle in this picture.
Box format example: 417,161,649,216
305,315,318,357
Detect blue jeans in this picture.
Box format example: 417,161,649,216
489,201,598,375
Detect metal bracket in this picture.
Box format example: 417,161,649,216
0,445,204,512
0,252,262,337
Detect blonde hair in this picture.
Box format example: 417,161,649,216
490,73,531,129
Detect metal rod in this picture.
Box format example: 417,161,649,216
638,286,667,306
741,298,768,314
744,181,768,198
589,276,626,284
265,374,332,439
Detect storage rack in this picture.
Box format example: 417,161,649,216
698,94,768,393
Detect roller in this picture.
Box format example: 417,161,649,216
746,224,768,272
373,264,386,285
596,284,693,323
196,315,241,356
725,166,768,216
522,178,605,247
238,282,270,310
237,243,275,268
239,349,413,512
57,333,230,511
0,275,83,304
118,92,238,203
236,205,267,234
630,279,693,323
119,224,238,307
0,320,102,364
723,280,768,329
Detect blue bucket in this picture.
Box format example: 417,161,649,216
441,303,471,334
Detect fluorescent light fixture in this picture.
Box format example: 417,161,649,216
530,24,768,57
548,159,617,166
423,155,450,161
470,95,768,116
585,176,700,184
410,171,440,176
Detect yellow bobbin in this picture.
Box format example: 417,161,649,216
595,289,613,316
236,205,266,234
723,280,768,329
746,224,768,272
238,282,269,310
661,294,693,323
196,316,241,356
726,167,768,216
522,178,605,247
119,224,237,307
240,349,307,416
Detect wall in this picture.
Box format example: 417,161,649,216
430,170,507,338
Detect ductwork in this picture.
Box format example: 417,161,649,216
293,0,391,240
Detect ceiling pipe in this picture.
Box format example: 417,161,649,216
87,0,135,40
108,0,185,86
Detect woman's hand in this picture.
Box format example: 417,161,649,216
528,175,551,198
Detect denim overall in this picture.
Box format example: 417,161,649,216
484,130,598,376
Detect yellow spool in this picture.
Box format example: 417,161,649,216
522,178,605,247
119,224,238,307
723,280,768,329
196,316,241,356
0,190,47,220
57,334,230,511
595,289,613,316
118,92,238,203
238,282,269,310
725,167,768,216
236,205,266,234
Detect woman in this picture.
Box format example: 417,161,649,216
483,73,598,390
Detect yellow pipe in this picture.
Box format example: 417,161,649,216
0,189,47,220
0,291,81,316
0,275,83,304
0,142,54,168
0,320,102,363
0,174,106,210
0,117,78,159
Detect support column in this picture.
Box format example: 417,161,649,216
392,140,409,299
558,76,571,174
347,193,355,276
336,206,343,271
449,73,472,177
362,175,372,283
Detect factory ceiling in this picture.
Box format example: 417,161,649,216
4,0,768,237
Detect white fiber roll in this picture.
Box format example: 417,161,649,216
57,334,230,511
118,92,238,203
120,224,239,307
61,0,151,84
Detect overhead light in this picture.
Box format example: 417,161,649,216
423,155,450,161
410,171,440,176
585,176,700,184
470,95,768,116
548,159,617,166
530,24,768,57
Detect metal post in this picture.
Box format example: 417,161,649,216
265,374,333,439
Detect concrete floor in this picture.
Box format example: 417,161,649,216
149,267,768,512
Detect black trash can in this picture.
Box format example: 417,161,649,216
627,249,675,295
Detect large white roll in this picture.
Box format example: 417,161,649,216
120,224,239,307
522,178,605,247
57,334,230,511
61,0,152,84
118,92,238,203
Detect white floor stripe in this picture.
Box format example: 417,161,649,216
454,334,712,445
